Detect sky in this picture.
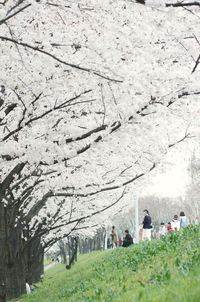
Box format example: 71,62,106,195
143,149,191,197
144,166,189,197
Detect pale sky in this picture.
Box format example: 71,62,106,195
143,149,190,197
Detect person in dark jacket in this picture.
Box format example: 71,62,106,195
142,209,152,241
122,229,133,247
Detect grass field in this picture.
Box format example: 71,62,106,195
14,225,200,302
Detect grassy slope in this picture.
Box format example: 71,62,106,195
15,225,200,302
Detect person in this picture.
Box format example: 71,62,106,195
118,237,123,247
157,222,166,239
111,226,117,248
142,209,152,241
122,229,133,247
171,214,180,232
26,280,31,294
179,211,189,228
167,222,173,232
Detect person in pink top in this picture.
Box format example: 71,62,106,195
157,222,167,239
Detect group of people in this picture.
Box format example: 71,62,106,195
109,209,189,247
157,211,189,239
110,226,133,248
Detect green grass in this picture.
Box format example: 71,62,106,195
15,225,200,302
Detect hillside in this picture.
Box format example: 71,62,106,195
14,225,200,302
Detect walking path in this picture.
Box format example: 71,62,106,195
44,262,57,272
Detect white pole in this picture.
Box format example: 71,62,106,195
104,233,107,250
133,193,139,243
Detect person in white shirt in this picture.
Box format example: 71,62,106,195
171,214,180,232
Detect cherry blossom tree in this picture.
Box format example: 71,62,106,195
0,0,199,300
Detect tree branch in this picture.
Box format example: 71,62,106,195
0,163,26,197
0,35,123,83
2,89,92,141
178,90,200,98
0,3,31,25
166,2,200,7
26,188,126,244
191,54,200,73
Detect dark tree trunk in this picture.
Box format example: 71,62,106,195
58,240,67,264
0,204,6,302
5,257,26,300
62,251,67,264
30,251,44,283
24,236,44,284
66,237,78,269
5,228,27,300
0,163,26,301
0,202,26,301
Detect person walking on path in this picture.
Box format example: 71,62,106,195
142,209,152,241
111,226,118,248
122,230,133,247
171,214,180,232
179,211,189,228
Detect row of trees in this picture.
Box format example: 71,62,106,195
55,228,106,267
0,0,199,301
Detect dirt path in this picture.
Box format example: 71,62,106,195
44,262,57,272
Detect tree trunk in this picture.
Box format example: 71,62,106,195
0,205,25,302
29,251,44,283
0,204,6,302
0,203,27,301
5,257,26,300
57,240,67,264
0,163,27,301
24,237,44,284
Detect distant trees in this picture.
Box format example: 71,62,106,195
185,152,200,223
